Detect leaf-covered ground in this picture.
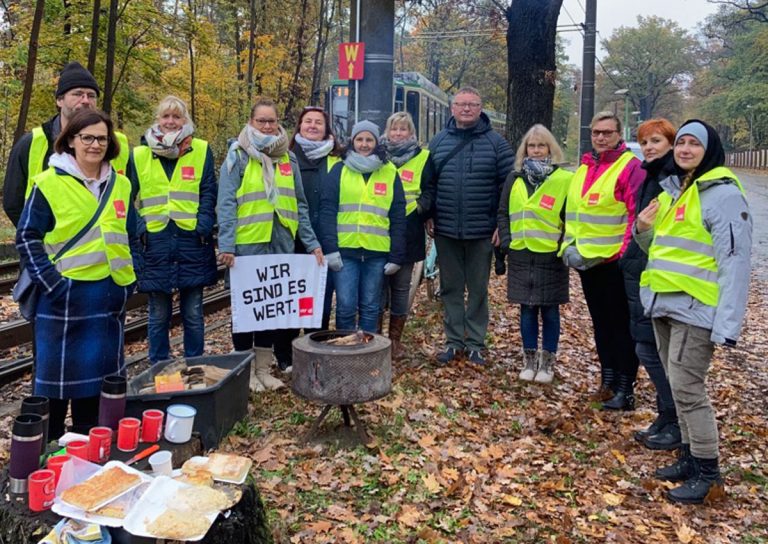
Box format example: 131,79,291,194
218,271,768,544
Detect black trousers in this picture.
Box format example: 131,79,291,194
578,261,639,382
48,396,100,439
232,329,296,364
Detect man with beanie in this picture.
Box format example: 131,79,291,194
3,61,129,225
426,87,514,365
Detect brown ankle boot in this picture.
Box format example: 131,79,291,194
388,315,407,359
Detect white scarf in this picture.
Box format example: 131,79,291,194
144,123,195,159
294,134,334,161
48,152,111,199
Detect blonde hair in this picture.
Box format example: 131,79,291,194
155,95,194,129
385,112,416,137
514,124,564,169
590,111,622,134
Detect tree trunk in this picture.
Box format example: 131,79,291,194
283,0,310,122
102,0,118,113
232,4,244,118
187,0,197,122
87,0,101,73
310,0,334,105
246,0,257,106
504,0,563,145
13,0,45,145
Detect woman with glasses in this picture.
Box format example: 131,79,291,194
318,120,407,334
217,97,324,391
127,95,218,366
498,124,571,384
559,111,645,410
635,120,751,504
379,112,434,357
17,108,139,438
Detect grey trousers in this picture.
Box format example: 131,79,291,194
435,235,493,351
652,317,718,459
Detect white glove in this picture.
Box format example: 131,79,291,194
384,262,401,275
326,252,343,272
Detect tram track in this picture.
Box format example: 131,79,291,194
0,287,232,386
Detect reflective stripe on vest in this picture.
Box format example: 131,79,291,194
508,168,571,253
235,153,299,244
559,151,634,259
640,167,744,307
396,149,429,216
134,138,207,232
35,169,136,286
26,127,130,199
338,163,397,252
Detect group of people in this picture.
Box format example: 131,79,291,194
5,61,752,506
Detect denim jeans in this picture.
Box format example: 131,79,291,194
635,340,676,415
148,287,204,363
381,262,415,317
520,304,560,352
333,255,386,332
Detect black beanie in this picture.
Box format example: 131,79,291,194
56,62,100,97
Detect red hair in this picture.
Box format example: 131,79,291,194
637,118,675,145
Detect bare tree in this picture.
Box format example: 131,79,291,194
87,0,102,73
102,0,118,113
186,0,197,121
13,0,45,144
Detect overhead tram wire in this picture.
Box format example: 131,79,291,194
402,25,584,41
562,4,585,37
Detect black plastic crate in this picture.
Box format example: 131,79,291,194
125,352,253,450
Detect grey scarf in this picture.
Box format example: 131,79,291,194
382,136,419,167
522,157,553,187
344,151,383,174
144,123,195,159
236,124,289,205
294,134,334,161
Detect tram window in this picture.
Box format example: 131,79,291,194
394,86,404,112
406,91,420,136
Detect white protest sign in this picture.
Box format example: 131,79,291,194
230,254,327,332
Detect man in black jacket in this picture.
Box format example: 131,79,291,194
427,87,514,365
3,62,101,226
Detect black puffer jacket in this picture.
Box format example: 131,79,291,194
620,150,676,343
427,113,514,240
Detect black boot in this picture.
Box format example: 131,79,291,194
602,374,635,411
589,368,615,402
654,444,696,482
634,410,669,443
667,456,725,504
643,421,682,451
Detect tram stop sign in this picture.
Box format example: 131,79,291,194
339,42,365,80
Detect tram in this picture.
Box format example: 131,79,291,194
327,72,506,144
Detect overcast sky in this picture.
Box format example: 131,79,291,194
557,0,721,64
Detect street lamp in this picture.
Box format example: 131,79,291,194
631,111,641,140
614,88,630,140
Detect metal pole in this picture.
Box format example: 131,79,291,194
750,108,754,152
354,0,360,126
578,0,597,156
624,98,630,141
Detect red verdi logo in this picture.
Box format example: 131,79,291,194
279,162,292,176
675,205,686,222
588,193,600,206
181,166,195,181
113,199,126,219
540,194,555,210
298,297,314,316
400,170,414,183
374,182,387,196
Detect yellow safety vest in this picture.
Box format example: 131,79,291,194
235,153,299,244
26,126,130,198
337,163,397,253
559,151,635,259
327,155,341,172
396,149,429,216
508,168,572,253
34,168,135,286
640,167,744,307
133,139,208,232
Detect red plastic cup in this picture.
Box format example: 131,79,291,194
28,469,55,512
45,455,70,488
117,418,140,452
66,440,89,460
88,426,112,464
141,410,164,443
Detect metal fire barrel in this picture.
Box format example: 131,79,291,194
291,331,392,405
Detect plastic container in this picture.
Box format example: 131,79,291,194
125,353,253,449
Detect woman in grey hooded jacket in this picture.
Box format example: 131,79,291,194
634,119,752,505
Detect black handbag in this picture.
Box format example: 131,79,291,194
13,173,117,321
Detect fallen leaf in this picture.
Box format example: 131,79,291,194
423,473,441,494
602,492,625,506
676,522,696,543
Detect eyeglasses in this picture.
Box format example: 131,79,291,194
75,134,109,146
253,118,279,126
68,90,98,101
453,102,482,110
591,129,618,137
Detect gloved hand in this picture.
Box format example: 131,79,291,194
326,252,343,272
562,246,604,271
384,262,401,275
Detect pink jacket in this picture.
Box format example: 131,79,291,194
578,143,644,258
